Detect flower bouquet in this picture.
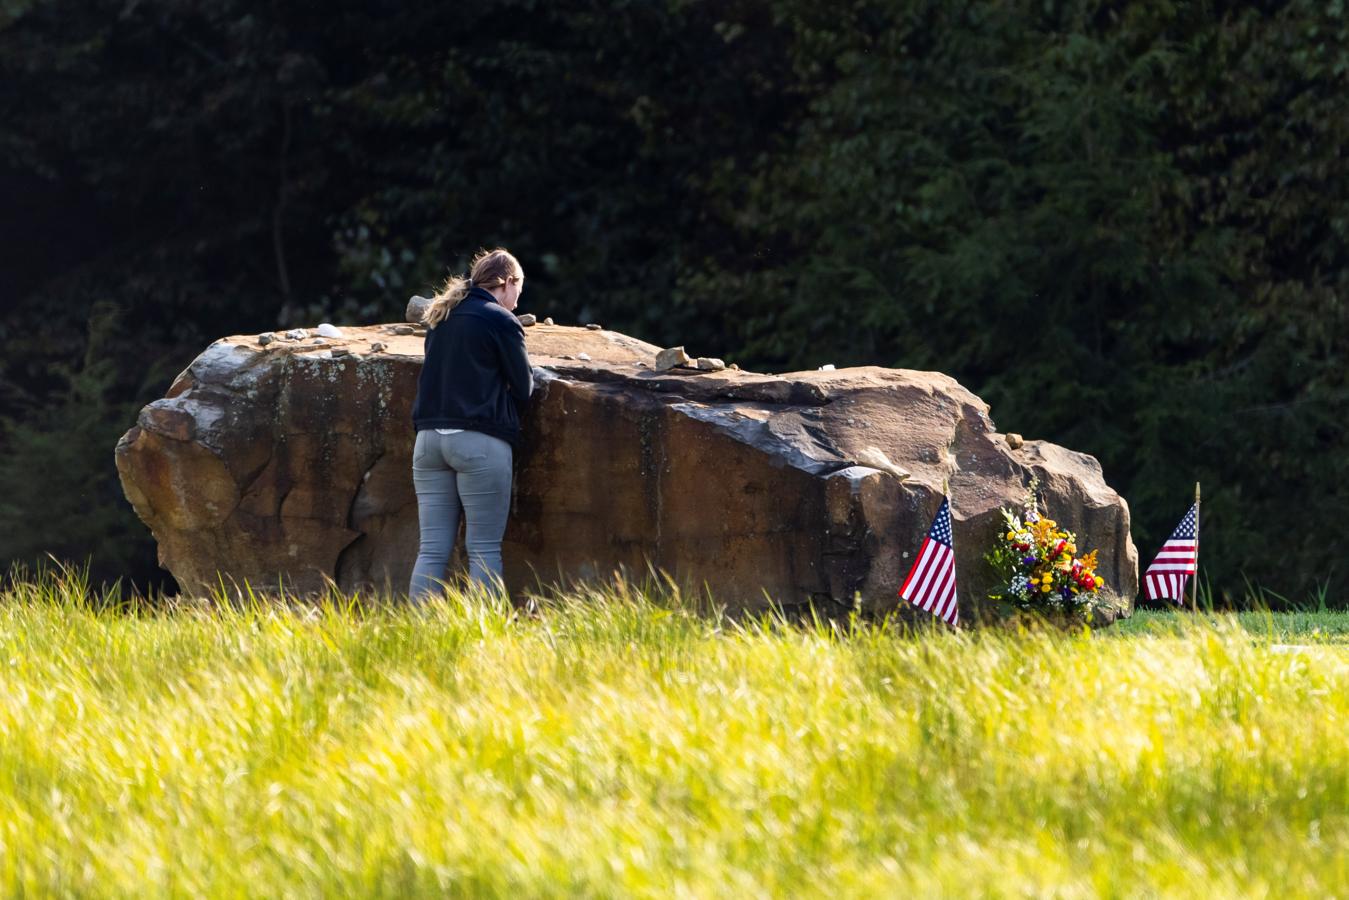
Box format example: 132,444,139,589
986,480,1106,621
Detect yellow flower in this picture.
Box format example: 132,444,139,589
1041,583,1052,593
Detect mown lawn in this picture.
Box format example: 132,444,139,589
0,575,1345,897
1117,607,1349,642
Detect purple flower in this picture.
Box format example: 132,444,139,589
1022,556,1037,567
1061,586,1072,598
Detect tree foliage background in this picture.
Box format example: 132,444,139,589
1,0,1345,605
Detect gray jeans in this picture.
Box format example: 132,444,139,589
409,429,513,601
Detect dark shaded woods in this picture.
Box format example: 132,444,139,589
1,1,1344,606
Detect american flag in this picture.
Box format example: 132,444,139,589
1143,503,1199,604
899,497,959,626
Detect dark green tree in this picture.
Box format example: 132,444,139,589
1,0,1344,603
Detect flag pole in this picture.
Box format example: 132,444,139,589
1189,482,1200,613
945,476,955,626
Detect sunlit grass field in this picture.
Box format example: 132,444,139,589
1,571,1345,897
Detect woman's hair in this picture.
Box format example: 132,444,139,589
422,247,524,328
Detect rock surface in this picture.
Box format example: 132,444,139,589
115,324,1139,620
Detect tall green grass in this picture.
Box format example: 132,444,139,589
0,570,1345,897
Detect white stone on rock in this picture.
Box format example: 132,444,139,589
406,295,431,324
655,346,692,371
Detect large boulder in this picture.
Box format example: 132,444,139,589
115,322,1139,620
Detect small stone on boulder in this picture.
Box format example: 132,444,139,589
406,295,431,324
316,323,344,338
284,328,308,341
655,346,692,371
585,323,602,331
370,342,387,353
696,357,726,372
257,333,276,346
518,314,537,326
1006,433,1024,450
577,352,592,361
543,317,555,326
391,325,415,336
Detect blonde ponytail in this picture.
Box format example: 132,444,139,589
422,275,472,328
421,247,524,328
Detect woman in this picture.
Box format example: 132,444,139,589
408,247,532,602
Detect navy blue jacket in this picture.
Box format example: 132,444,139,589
411,287,533,447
